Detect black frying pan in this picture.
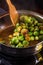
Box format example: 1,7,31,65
0,10,43,57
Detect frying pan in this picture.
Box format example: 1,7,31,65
0,10,43,57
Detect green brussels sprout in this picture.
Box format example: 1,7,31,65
39,23,43,26
21,23,28,29
40,30,43,35
14,29,18,32
32,24,34,27
22,25,27,29
29,32,33,36
34,20,38,25
25,23,29,28
18,35,24,41
16,42,23,48
31,17,36,21
23,40,29,45
11,45,15,48
35,36,39,40
34,26,39,31
20,22,25,25
20,15,33,24
30,26,34,31
23,40,29,47
34,31,39,36
39,35,43,40
11,37,19,44
30,36,34,41
16,23,19,27
37,23,40,26
20,15,25,21
28,17,33,24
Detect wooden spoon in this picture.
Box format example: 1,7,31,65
6,0,19,26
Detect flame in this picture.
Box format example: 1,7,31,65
6,0,18,26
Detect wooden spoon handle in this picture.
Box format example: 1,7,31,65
6,0,18,26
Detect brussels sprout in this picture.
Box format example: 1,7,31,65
16,42,23,48
20,23,25,26
18,35,24,41
30,27,34,31
17,26,22,32
8,35,13,38
40,30,43,35
20,15,25,21
13,32,19,37
31,17,36,21
9,15,42,48
28,17,33,24
34,20,38,25
25,34,30,41
26,23,28,26
23,40,29,45
16,45,18,48
29,26,34,31
32,24,34,27
16,23,19,27
34,31,39,36
22,25,26,29
30,36,34,41
14,29,18,32
37,23,40,26
35,36,39,40
11,37,19,44
29,32,33,36
11,45,15,48
21,29,28,35
22,24,28,29
23,40,29,47
34,26,39,31
20,15,33,24
39,35,43,40
39,23,43,26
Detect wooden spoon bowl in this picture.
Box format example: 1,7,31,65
6,0,19,26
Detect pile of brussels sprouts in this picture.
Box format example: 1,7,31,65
8,15,43,48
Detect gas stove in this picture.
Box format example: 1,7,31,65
0,49,43,65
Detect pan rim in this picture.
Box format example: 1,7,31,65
0,10,43,49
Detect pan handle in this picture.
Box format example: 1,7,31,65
35,41,43,52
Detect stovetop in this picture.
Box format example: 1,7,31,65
0,49,43,65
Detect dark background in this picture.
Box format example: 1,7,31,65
0,0,43,14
